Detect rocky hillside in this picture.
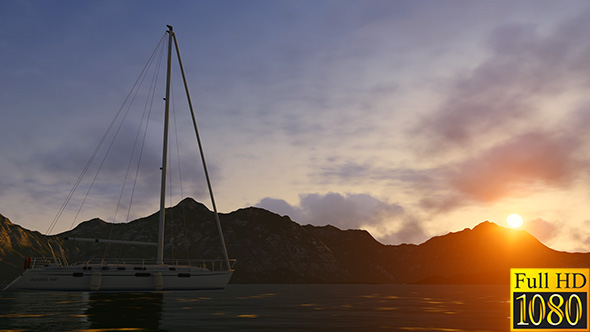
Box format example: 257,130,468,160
1,198,589,286
56,199,349,283
0,213,58,283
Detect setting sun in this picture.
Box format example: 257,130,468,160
507,214,524,228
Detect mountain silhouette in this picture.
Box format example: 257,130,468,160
1,199,588,286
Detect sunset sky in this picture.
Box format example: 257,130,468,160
2,1,590,252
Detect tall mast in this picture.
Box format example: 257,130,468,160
157,25,174,265
171,31,231,269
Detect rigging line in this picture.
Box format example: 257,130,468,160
170,74,191,259
168,82,176,260
73,61,151,229
172,88,185,199
168,84,175,203
125,34,166,223
68,33,168,231
103,34,167,260
113,41,166,225
46,32,167,235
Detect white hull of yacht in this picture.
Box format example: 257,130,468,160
3,264,233,292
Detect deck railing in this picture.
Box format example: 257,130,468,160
53,257,237,271
27,241,236,271
28,256,66,269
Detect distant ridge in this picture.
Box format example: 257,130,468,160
1,199,589,286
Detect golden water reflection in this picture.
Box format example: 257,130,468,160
0,285,508,331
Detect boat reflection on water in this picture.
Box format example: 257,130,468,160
0,285,509,331
0,291,89,331
85,292,164,330
0,291,166,331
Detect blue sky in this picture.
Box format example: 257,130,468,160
2,1,590,251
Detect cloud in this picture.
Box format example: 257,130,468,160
561,220,590,252
415,10,590,150
302,11,590,219
256,197,306,223
417,129,588,211
524,218,560,244
316,158,441,191
258,192,403,229
312,128,589,214
363,214,428,245
417,193,465,214
256,192,427,244
444,131,584,203
299,192,403,230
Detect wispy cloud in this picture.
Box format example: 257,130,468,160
314,128,588,214
444,131,585,203
415,9,590,152
524,218,560,244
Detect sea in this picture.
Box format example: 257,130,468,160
0,284,509,331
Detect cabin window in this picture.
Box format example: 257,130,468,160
135,272,151,277
169,267,176,271
72,272,84,277
117,267,126,271
178,273,191,278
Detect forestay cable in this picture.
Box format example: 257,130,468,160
45,32,167,235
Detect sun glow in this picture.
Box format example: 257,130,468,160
507,214,524,228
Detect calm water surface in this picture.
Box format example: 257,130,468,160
0,284,509,331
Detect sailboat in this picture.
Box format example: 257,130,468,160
3,26,234,291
